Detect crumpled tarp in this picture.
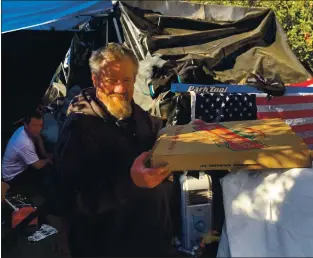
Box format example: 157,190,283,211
217,167,313,257
118,1,311,86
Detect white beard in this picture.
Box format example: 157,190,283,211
105,97,132,120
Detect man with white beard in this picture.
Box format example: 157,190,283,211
54,43,173,257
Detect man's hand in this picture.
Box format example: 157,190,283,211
47,157,54,165
46,153,54,160
31,157,53,170
131,152,171,188
1,182,9,202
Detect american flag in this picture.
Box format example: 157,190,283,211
194,78,313,150
257,79,313,150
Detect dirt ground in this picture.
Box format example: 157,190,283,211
2,214,69,258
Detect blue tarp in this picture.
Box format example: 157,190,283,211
1,1,113,33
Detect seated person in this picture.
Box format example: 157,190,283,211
1,111,53,197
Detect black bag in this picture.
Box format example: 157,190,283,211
246,72,285,97
149,60,220,99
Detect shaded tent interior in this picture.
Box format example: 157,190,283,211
1,31,73,154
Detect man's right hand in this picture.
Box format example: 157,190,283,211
1,182,9,202
46,153,54,160
31,158,53,170
130,152,171,188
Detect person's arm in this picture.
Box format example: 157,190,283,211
18,144,52,170
30,158,52,170
33,135,50,158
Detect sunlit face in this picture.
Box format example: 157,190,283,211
24,118,43,137
92,56,136,120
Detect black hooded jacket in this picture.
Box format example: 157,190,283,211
54,88,172,256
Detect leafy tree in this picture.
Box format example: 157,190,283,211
189,0,313,73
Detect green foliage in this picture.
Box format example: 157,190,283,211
189,0,313,72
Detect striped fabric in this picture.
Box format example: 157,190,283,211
259,78,313,150
256,92,313,150
288,78,313,87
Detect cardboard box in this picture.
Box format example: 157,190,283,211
150,119,312,171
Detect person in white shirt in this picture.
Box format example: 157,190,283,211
2,111,53,195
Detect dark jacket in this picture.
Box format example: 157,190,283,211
55,88,172,256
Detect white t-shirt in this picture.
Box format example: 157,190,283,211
2,126,39,182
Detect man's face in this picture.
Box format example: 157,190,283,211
92,56,136,120
25,118,43,137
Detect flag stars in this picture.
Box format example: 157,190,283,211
196,94,254,121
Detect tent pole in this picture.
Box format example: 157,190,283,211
106,19,109,45
61,62,68,84
118,3,145,60
113,17,122,43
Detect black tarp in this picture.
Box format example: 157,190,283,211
118,1,311,87
42,1,312,113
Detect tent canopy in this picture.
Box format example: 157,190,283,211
1,1,113,33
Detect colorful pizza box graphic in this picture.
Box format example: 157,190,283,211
192,120,267,151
